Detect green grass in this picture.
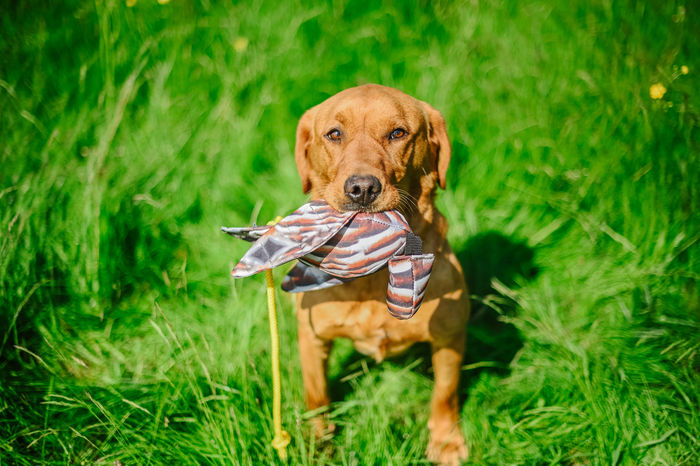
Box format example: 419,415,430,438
1,0,699,463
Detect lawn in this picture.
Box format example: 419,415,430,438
1,0,699,464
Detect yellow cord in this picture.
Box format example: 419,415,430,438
266,217,290,459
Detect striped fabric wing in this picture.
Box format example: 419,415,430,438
230,200,356,278
386,254,434,319
301,210,411,278
281,262,351,292
221,225,271,242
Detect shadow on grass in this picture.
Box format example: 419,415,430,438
457,231,537,396
328,231,537,403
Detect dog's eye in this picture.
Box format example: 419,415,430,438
325,129,342,142
389,128,408,140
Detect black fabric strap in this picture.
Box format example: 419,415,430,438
404,232,423,255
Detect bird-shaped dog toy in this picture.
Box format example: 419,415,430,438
222,200,434,319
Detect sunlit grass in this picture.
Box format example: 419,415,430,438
1,0,698,464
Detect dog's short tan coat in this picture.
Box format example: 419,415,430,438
294,84,470,464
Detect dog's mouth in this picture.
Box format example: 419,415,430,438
340,202,383,213
334,192,402,214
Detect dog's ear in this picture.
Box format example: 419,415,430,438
422,102,451,189
294,107,316,194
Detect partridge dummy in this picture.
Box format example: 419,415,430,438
222,200,434,319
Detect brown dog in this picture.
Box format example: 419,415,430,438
294,84,470,464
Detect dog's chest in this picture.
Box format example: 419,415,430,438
309,299,427,362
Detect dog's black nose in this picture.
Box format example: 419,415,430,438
344,175,382,207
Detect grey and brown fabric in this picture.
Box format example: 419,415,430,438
222,200,435,319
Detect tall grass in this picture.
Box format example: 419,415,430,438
1,0,698,463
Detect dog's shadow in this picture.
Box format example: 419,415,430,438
328,230,536,402
455,231,537,396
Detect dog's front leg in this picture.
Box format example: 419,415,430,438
426,334,468,465
296,303,334,437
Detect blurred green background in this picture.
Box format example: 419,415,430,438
1,0,698,463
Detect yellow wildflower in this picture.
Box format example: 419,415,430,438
681,65,689,75
126,0,136,6
649,83,666,100
233,37,249,52
157,0,170,4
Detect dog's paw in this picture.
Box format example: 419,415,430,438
310,416,336,441
426,432,468,465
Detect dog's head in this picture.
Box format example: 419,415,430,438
294,84,451,213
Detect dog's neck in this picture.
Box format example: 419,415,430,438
406,190,448,254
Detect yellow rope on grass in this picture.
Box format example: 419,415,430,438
266,217,290,459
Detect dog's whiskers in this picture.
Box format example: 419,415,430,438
396,188,418,215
